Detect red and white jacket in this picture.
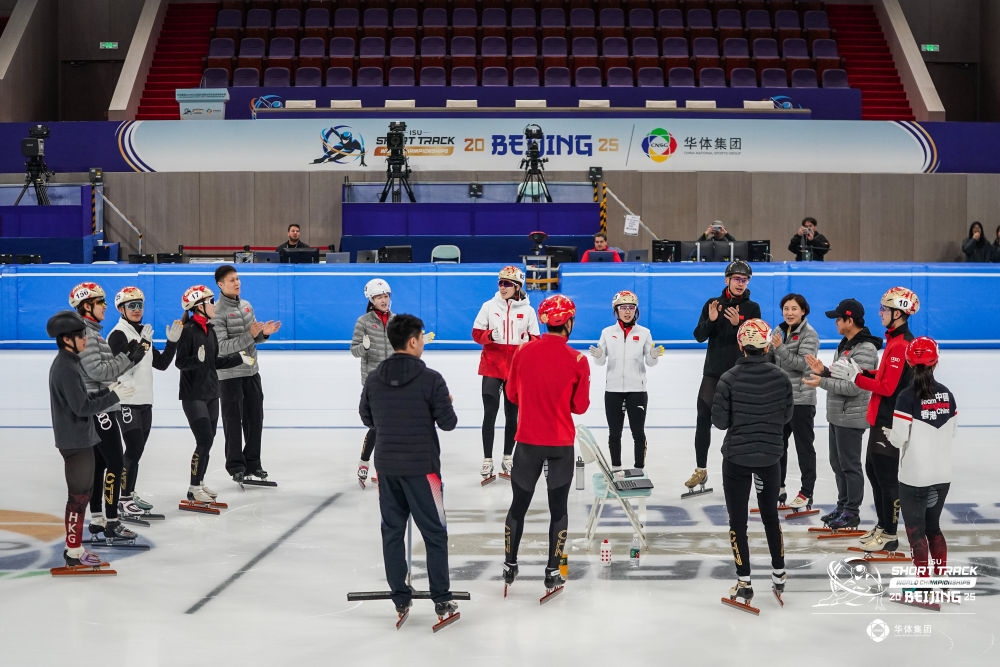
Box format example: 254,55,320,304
593,322,659,393
886,381,957,487
854,323,913,428
472,291,540,380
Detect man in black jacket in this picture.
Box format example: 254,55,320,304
713,318,793,608
359,314,459,622
788,217,831,261
685,260,761,496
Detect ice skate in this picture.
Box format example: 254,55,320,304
244,468,277,487
394,599,412,630
179,485,224,515
777,486,788,508
89,519,148,550
783,494,819,519
721,579,760,615
432,600,460,632
849,531,907,561
680,468,713,499
200,482,218,500
499,455,513,481
117,499,151,527
130,492,154,512
771,571,786,606
502,561,518,598
88,513,106,537
540,567,565,604
815,511,865,539
50,548,116,576
357,460,370,489
819,507,842,524
480,458,496,486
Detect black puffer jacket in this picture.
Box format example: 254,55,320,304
693,288,762,378
175,316,244,401
712,355,794,467
361,353,458,476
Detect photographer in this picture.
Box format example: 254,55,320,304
962,221,992,263
700,220,735,243
788,217,830,261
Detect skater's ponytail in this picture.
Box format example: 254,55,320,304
912,364,937,402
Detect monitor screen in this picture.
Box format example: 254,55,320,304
378,245,413,263
748,240,771,262
280,247,320,264
730,241,749,261
651,240,679,263
545,245,578,266
586,251,616,263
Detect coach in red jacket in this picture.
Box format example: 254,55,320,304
501,295,591,595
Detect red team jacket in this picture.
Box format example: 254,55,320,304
854,323,914,428
472,292,540,380
506,334,591,447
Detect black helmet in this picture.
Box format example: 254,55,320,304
725,260,752,278
46,310,86,338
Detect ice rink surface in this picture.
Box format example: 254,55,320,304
0,348,997,666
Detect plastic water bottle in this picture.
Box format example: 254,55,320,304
575,456,585,490
629,534,641,569
600,539,612,566
559,553,568,578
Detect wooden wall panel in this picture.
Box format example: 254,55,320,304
601,170,643,251
859,174,914,262
695,172,752,241
141,172,200,252
252,172,309,248
805,173,861,262
102,171,146,257
640,171,698,244
750,173,806,256
912,173,968,262
198,173,253,247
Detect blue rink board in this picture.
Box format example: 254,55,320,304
1,262,997,349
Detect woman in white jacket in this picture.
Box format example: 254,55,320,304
589,290,664,473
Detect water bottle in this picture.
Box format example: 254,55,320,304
600,539,612,567
629,534,641,569
559,553,568,578
575,456,585,490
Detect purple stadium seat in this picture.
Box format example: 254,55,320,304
774,10,801,41
238,37,266,69
294,66,322,87
691,37,720,74
803,10,832,42
274,9,300,39
571,36,598,68
481,36,508,69
698,67,726,88
511,8,536,39
602,37,629,74
513,66,540,87
542,36,568,69
419,36,445,69
812,39,842,75
389,37,415,69
636,66,664,87
450,36,477,69
325,67,353,87
657,9,684,39
752,38,780,75
821,68,849,89
421,8,447,39
716,9,743,41
333,8,359,39
606,66,633,87
668,66,695,87
730,68,758,87
745,10,772,41
359,37,385,69
570,8,596,39
450,66,478,87
267,38,296,69
574,66,602,87
544,66,571,87
233,67,261,87
628,8,654,39
662,37,690,72
511,37,538,69
481,8,507,39
482,66,509,86
791,68,818,88
451,8,477,39
328,37,355,72
263,66,290,87
761,67,788,88
392,8,418,40
304,8,329,40
632,37,658,71
388,66,415,86
686,9,713,39
419,66,446,86
598,8,625,39
782,38,810,74
244,9,271,41
362,8,388,40
201,67,229,88
723,37,750,75
541,8,566,38
298,37,326,70
207,38,235,73
214,9,241,41
356,66,384,86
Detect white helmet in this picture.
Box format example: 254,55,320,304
498,265,525,285
68,282,105,308
880,286,919,316
115,286,145,309
182,285,214,311
737,319,772,349
364,278,391,301
612,290,638,308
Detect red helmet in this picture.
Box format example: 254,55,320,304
905,336,938,366
538,295,576,326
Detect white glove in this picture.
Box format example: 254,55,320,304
166,320,182,343
588,345,603,359
362,334,371,350
109,382,135,402
491,329,502,342
240,351,255,366
423,331,435,344
140,323,154,343
881,426,892,441
197,345,205,363
830,358,861,382
650,345,665,359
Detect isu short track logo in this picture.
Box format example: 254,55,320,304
641,128,678,163
250,94,285,119
312,125,367,166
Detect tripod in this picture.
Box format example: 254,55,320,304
14,159,52,206
516,157,551,203
379,158,416,203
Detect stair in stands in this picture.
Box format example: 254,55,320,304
135,2,217,120
827,3,915,121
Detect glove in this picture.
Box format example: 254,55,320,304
197,345,205,363
126,339,146,364
491,329,502,342
830,358,861,382
140,323,154,343
166,320,182,343
423,331,435,344
362,334,371,350
109,382,135,402
650,344,665,359
881,426,892,442
588,345,603,359
240,351,255,366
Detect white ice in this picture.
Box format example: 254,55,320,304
0,349,997,666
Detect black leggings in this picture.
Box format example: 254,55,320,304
865,429,900,534
604,391,648,468
899,482,950,577
61,447,95,549
694,376,719,469
183,398,220,486
482,376,518,459
722,459,785,578
89,411,123,519
504,444,574,571
118,404,153,496
779,404,817,497
360,427,376,462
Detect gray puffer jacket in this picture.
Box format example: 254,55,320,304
773,318,820,406
211,293,268,380
350,310,394,384
818,328,881,429
78,317,134,412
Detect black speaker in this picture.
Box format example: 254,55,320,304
128,254,155,264
378,245,412,263
156,253,183,264
15,254,41,264
747,240,771,262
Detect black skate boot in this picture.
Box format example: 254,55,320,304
394,599,412,630
502,561,518,598
432,600,460,632
820,507,843,524
771,570,786,606
244,468,277,487
104,520,138,544
540,567,565,604
232,470,245,484
777,486,788,507
722,578,759,615
827,511,861,531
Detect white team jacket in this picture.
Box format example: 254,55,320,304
885,385,957,487
111,318,155,405
594,322,659,393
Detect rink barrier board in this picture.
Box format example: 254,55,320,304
1,262,998,350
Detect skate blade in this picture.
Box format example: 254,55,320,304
84,540,150,550
808,526,832,532
242,479,277,487
480,475,497,487
358,479,366,490
432,612,460,632
816,530,866,540
119,516,151,527
773,589,784,607
140,513,165,521
395,610,409,630
782,509,820,520
50,564,116,576
680,486,713,499
845,549,908,562
504,583,511,598
721,597,760,615
498,473,511,481
539,586,564,605
178,501,221,515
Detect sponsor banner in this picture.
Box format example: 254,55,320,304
0,119,998,174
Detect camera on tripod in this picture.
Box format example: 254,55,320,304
16,124,54,206
517,124,552,203
379,121,415,203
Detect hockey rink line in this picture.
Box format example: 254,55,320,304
184,492,341,614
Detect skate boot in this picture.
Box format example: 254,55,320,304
63,547,104,568
722,578,759,614
783,493,819,519
540,567,566,604
502,561,518,597
104,520,137,542
854,526,882,551
232,471,245,484
820,507,843,524
187,485,214,504
777,486,788,507
863,531,900,553
499,455,513,479
200,483,218,500
248,468,268,481
827,511,861,531
772,570,786,606
357,460,370,488
394,599,412,629
480,458,496,486
432,600,460,632
88,513,107,537
129,492,153,511
681,468,712,498
117,498,150,526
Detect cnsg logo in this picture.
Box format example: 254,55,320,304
867,618,891,643
641,128,678,163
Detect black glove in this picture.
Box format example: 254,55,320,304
126,339,146,364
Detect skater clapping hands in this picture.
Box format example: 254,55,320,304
707,299,720,321
249,320,280,338
723,306,741,326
